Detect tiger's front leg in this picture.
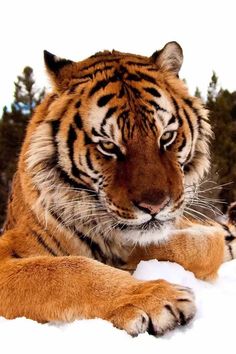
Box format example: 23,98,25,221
0,230,195,336
128,220,226,280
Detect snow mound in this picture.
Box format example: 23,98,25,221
1,260,236,354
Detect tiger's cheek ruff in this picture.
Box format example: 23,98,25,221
181,103,212,187
25,122,74,224
25,121,100,236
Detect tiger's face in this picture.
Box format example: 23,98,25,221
26,42,212,245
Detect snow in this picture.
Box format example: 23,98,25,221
1,259,236,354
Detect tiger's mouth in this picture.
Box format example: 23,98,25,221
111,215,176,245
113,217,176,232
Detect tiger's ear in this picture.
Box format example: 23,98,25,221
151,41,183,75
44,50,74,91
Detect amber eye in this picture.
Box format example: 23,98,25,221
160,131,177,149
100,141,115,151
97,141,120,157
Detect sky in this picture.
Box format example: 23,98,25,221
0,0,236,110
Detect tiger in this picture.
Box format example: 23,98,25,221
0,41,235,337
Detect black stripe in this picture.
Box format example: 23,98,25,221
97,94,115,107
32,212,69,257
228,244,234,259
12,251,22,259
168,115,176,125
222,224,230,232
139,104,154,115
164,304,178,321
130,86,141,98
76,230,108,263
221,224,236,243
72,165,93,179
31,231,57,256
57,166,90,190
97,120,110,138
50,209,65,227
144,87,161,97
126,60,153,67
184,98,203,124
85,149,94,170
178,134,187,151
60,98,74,117
91,127,103,137
225,235,235,242
50,120,60,168
136,71,156,84
89,79,110,97
171,96,183,127
110,74,120,83
104,106,118,119
126,73,141,81
183,108,194,140
174,198,184,210
47,231,69,256
68,124,77,168
78,65,114,81
75,100,81,108
68,83,80,94
84,131,93,144
148,100,166,112
51,120,60,137
76,67,114,82
118,86,125,98
177,298,191,302
73,112,83,129
81,58,120,73
67,125,91,179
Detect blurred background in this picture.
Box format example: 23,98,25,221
0,0,235,228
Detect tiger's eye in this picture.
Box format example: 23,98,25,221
160,131,177,150
162,131,173,141
100,141,115,151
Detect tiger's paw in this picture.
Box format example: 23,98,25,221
106,280,196,336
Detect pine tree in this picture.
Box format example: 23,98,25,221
207,83,236,211
14,66,45,115
194,87,202,98
207,71,219,103
0,67,45,229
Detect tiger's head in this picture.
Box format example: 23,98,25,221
25,42,212,245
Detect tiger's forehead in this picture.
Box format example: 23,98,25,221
86,85,174,144
68,62,176,142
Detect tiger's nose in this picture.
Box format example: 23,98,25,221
137,198,170,215
133,190,170,216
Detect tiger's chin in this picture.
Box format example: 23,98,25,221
115,219,175,246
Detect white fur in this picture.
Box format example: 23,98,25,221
118,223,174,246
26,123,55,171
